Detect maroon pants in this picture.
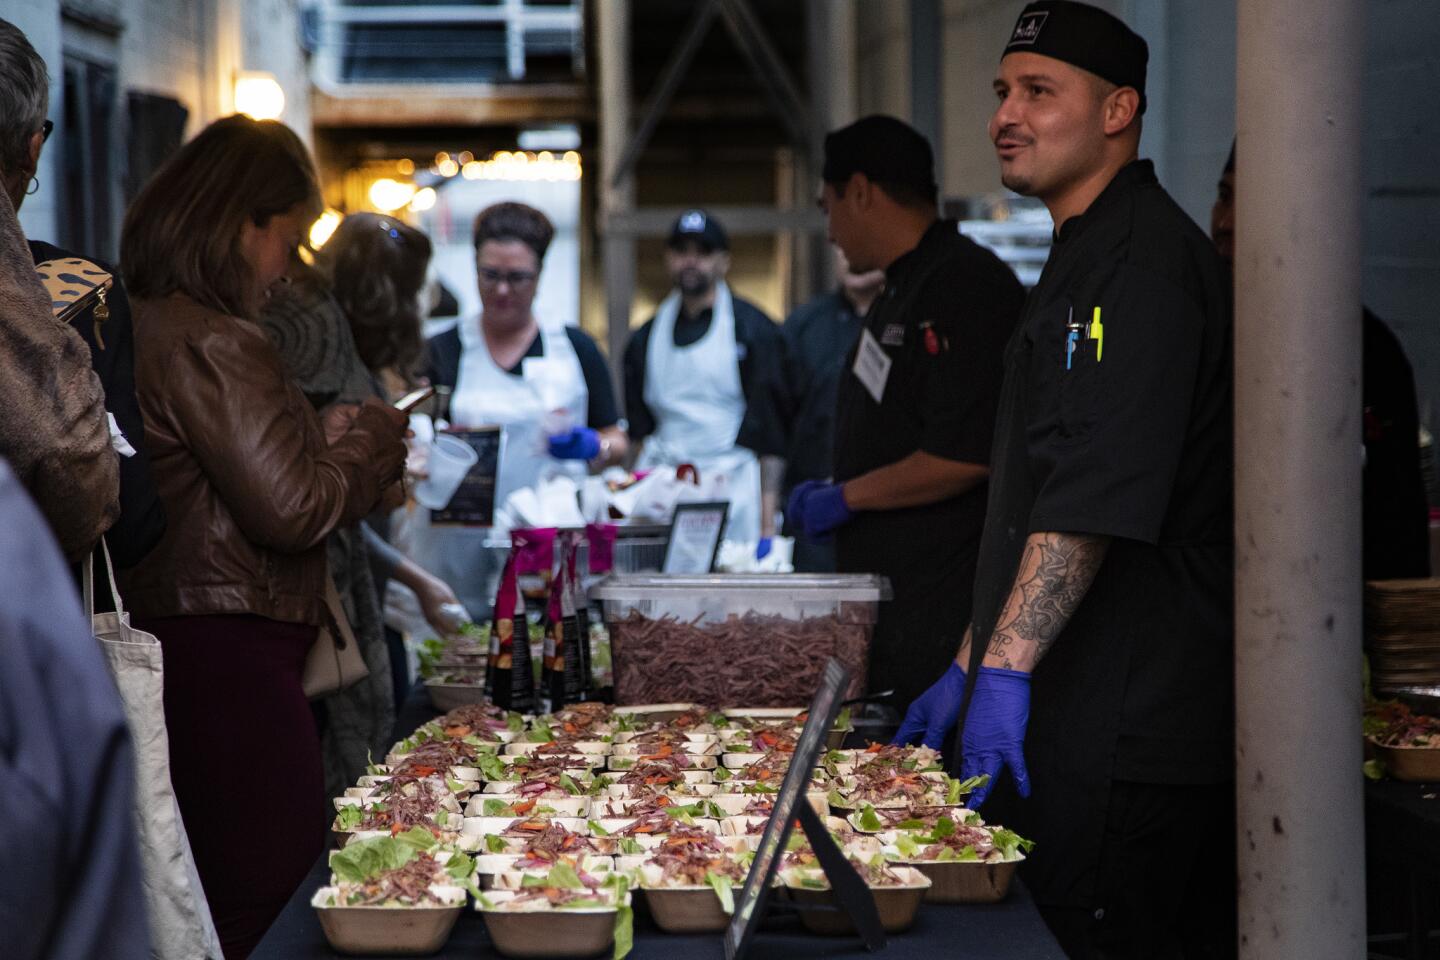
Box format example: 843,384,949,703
140,614,324,960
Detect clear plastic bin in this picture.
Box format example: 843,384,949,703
588,574,891,706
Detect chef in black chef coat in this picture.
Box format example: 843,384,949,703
781,245,885,572
790,115,1025,712
895,4,1236,955
1212,142,1430,581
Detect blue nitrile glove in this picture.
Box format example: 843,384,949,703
547,426,601,461
756,537,773,560
786,480,854,542
892,661,967,750
960,666,1032,809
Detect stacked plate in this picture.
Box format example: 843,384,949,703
1366,579,1440,691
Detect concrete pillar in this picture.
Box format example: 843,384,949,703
909,0,942,179
807,0,854,298
1234,0,1366,957
597,0,635,387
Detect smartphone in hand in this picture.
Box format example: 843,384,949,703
393,386,436,413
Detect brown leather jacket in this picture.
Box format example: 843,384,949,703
120,292,406,625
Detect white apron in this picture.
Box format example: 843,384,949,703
636,281,762,544
415,318,589,618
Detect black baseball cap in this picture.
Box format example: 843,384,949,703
667,209,728,252
822,115,937,204
1002,1,1149,114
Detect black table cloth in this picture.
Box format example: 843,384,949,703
253,684,1067,959
253,851,1067,959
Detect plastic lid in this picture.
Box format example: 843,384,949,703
587,573,892,602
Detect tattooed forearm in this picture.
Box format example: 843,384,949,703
982,532,1109,672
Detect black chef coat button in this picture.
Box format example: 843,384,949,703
1093,908,1105,921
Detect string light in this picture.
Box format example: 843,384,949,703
234,71,285,120
408,187,437,212
368,178,417,212
308,209,343,249
461,150,582,182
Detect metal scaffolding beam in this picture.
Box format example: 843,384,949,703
608,0,719,190
598,0,635,385
606,204,825,237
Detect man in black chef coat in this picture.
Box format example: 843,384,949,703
791,115,1025,712
781,245,885,572
896,3,1236,955
1212,143,1430,580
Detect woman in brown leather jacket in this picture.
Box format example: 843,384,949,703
118,115,408,959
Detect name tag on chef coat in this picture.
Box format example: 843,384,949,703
852,327,892,404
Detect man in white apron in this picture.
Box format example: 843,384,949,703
622,210,790,549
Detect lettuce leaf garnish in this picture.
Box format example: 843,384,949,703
329,834,422,884
705,871,735,915
479,755,509,782
991,827,1034,860
445,852,476,880
335,804,365,831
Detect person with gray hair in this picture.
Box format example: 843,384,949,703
0,16,165,571
0,17,120,564
0,17,49,206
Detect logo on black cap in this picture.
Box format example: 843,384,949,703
1010,11,1048,45
679,210,707,233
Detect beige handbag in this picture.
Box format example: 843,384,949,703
36,256,113,346
84,540,224,960
302,575,369,698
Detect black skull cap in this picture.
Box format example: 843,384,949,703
1003,1,1148,114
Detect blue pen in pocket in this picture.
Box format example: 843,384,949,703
1064,306,1082,370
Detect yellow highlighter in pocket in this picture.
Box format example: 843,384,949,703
1088,306,1104,362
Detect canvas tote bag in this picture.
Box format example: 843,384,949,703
84,540,224,959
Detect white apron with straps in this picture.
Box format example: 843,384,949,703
636,281,762,544
414,318,589,618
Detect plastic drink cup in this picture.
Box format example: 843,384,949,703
414,434,479,509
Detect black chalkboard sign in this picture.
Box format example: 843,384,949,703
724,658,884,958
431,426,502,527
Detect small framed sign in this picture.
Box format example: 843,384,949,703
661,500,729,574
724,658,884,959
431,427,503,527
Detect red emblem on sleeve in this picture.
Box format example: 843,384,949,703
923,324,941,355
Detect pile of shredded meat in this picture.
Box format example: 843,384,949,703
341,854,450,906
611,613,867,705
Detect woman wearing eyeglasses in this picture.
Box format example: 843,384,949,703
421,201,626,616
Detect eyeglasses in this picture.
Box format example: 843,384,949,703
477,266,538,289
40,119,52,143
